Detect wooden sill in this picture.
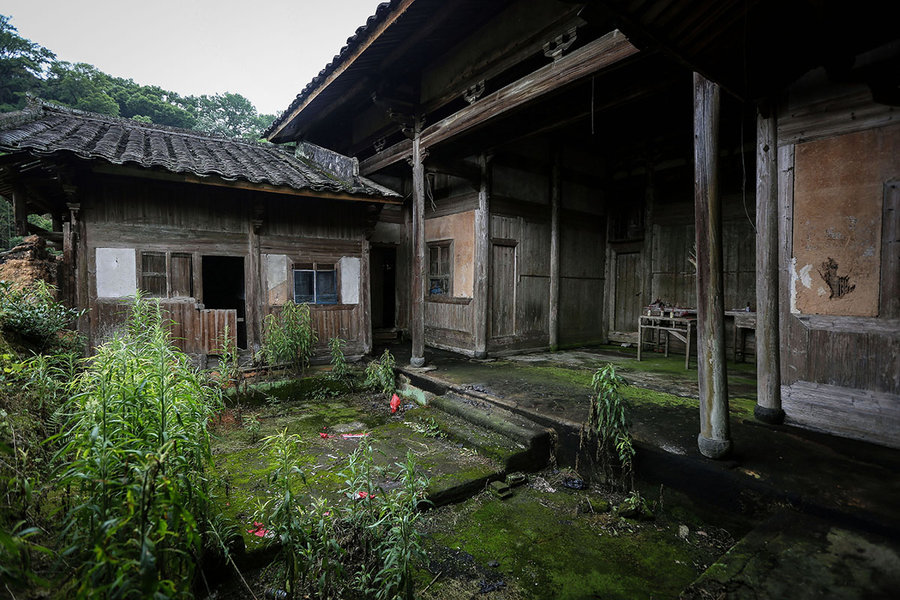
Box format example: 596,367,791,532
426,296,472,306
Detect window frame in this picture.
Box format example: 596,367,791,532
427,240,453,297
293,261,339,305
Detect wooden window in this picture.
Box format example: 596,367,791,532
293,262,338,305
140,251,193,298
428,241,452,296
141,252,167,297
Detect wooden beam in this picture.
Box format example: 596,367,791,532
91,163,401,205
754,108,784,424
425,30,639,148
267,0,418,142
693,72,732,459
360,30,639,175
12,188,28,236
473,154,492,359
410,122,426,367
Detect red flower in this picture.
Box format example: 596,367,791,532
390,394,401,413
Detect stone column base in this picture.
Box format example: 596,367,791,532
409,356,425,368
698,434,732,459
754,404,785,425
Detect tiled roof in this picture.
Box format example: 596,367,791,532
0,101,399,199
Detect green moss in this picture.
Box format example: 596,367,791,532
429,489,703,599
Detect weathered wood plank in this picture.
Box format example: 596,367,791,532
549,156,560,350
410,127,426,367
473,154,491,358
882,181,899,319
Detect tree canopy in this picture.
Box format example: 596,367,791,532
0,14,277,139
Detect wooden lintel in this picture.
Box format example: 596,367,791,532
360,30,639,175
268,0,418,142
425,159,481,185
91,163,401,205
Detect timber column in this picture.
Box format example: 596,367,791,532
549,154,561,351
410,120,426,367
473,153,491,359
754,107,784,424
693,73,732,459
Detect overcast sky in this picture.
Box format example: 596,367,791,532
2,0,383,116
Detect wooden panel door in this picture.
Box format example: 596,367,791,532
201,309,237,355
491,243,516,338
613,252,643,333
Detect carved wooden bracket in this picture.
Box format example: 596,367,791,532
463,80,485,104
543,26,578,61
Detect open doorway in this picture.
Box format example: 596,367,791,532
202,256,246,348
370,246,397,340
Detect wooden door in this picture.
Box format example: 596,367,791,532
490,243,516,338
201,309,237,355
613,252,643,334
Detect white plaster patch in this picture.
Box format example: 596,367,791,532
818,287,827,296
339,256,360,305
799,264,813,288
96,248,136,298
789,257,800,314
265,254,290,305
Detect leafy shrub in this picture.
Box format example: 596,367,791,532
261,301,317,374
364,349,396,397
578,363,635,489
54,296,222,598
0,280,83,353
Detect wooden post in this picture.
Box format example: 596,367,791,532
549,153,561,351
410,121,426,367
693,72,732,459
12,189,28,237
473,153,491,359
754,107,784,424
361,238,373,355
247,210,263,354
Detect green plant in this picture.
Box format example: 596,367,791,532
261,301,318,374
243,413,261,444
579,363,635,489
0,280,84,353
364,349,396,397
256,428,307,597
328,336,353,388
372,451,429,600
54,295,222,598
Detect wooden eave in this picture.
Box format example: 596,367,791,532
90,163,402,205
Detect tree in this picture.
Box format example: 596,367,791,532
188,92,272,139
43,62,119,116
0,14,55,111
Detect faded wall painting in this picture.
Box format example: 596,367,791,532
792,124,899,316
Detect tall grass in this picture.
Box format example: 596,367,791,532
578,363,635,490
54,296,222,598
261,301,317,374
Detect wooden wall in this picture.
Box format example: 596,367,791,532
776,74,900,448
80,174,373,358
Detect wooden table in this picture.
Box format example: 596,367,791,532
725,310,756,362
637,314,696,369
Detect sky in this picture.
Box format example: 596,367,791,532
1,0,384,116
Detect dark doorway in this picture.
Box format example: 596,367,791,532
370,246,397,330
202,256,247,348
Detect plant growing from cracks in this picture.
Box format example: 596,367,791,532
328,336,354,389
578,363,636,491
